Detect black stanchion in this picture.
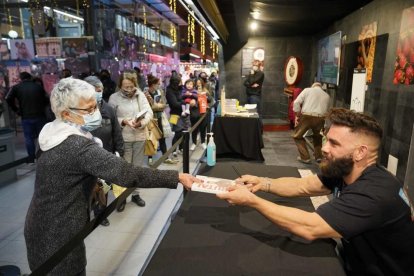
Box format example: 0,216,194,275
182,130,190,174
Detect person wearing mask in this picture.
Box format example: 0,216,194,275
25,78,199,275
218,108,414,276
292,82,330,164
84,76,124,225
243,60,265,126
108,72,151,209
100,69,117,102
6,72,49,163
166,74,185,157
143,74,178,165
133,67,146,91
189,77,213,151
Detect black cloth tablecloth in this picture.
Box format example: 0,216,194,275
212,116,265,161
143,162,345,276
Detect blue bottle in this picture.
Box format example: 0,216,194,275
207,133,216,166
216,100,221,116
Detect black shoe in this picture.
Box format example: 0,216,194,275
117,200,126,212
100,218,110,226
132,195,146,207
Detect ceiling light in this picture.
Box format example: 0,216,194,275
250,10,261,19
44,6,84,22
250,21,258,31
8,30,18,38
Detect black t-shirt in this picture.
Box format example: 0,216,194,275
317,165,414,276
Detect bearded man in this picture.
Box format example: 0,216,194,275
218,108,414,275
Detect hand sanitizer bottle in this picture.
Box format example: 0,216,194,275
207,133,216,166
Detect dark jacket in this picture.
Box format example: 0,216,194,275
91,101,124,156
244,70,265,96
101,77,117,103
166,84,183,116
6,80,49,119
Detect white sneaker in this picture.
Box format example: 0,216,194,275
190,144,196,151
201,143,207,149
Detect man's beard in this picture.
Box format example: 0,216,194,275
319,155,354,178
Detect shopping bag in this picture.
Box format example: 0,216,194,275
147,119,162,140
161,112,173,138
169,114,180,125
144,128,158,156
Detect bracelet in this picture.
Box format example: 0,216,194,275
262,177,271,193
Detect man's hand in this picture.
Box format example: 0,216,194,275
251,83,259,88
179,173,202,190
216,184,257,206
294,116,300,127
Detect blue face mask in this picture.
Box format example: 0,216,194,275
95,92,103,104
80,109,102,132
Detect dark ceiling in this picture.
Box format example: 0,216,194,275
215,0,373,38
207,0,373,59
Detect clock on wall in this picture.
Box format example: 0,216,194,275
284,56,303,87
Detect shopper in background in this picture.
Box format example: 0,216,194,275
6,72,48,163
244,60,265,127
143,74,178,165
108,72,152,210
292,82,330,164
84,76,124,225
61,68,72,79
218,108,414,276
100,69,117,102
189,77,213,151
133,67,146,91
166,74,186,157
25,77,199,275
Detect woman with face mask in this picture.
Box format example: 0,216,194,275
25,78,199,275
84,76,125,226
143,74,178,165
108,71,152,210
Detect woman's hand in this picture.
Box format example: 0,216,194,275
190,99,197,107
179,173,203,190
236,175,263,193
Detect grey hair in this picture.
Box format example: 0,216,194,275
50,78,96,119
83,76,103,88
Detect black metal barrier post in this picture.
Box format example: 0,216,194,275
182,130,190,174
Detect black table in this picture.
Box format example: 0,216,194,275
212,116,265,161
143,162,345,276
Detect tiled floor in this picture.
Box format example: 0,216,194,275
0,130,323,275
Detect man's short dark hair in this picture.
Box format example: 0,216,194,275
327,108,383,140
19,72,32,81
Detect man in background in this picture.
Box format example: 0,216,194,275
292,82,330,164
6,72,48,163
244,60,265,127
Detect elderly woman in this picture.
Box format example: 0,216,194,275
24,78,198,275
108,71,151,209
84,75,124,226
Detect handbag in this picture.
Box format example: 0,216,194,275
161,112,173,138
144,127,158,156
147,118,163,140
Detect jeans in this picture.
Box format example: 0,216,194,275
247,95,263,130
21,117,46,162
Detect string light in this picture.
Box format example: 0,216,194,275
200,25,205,55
